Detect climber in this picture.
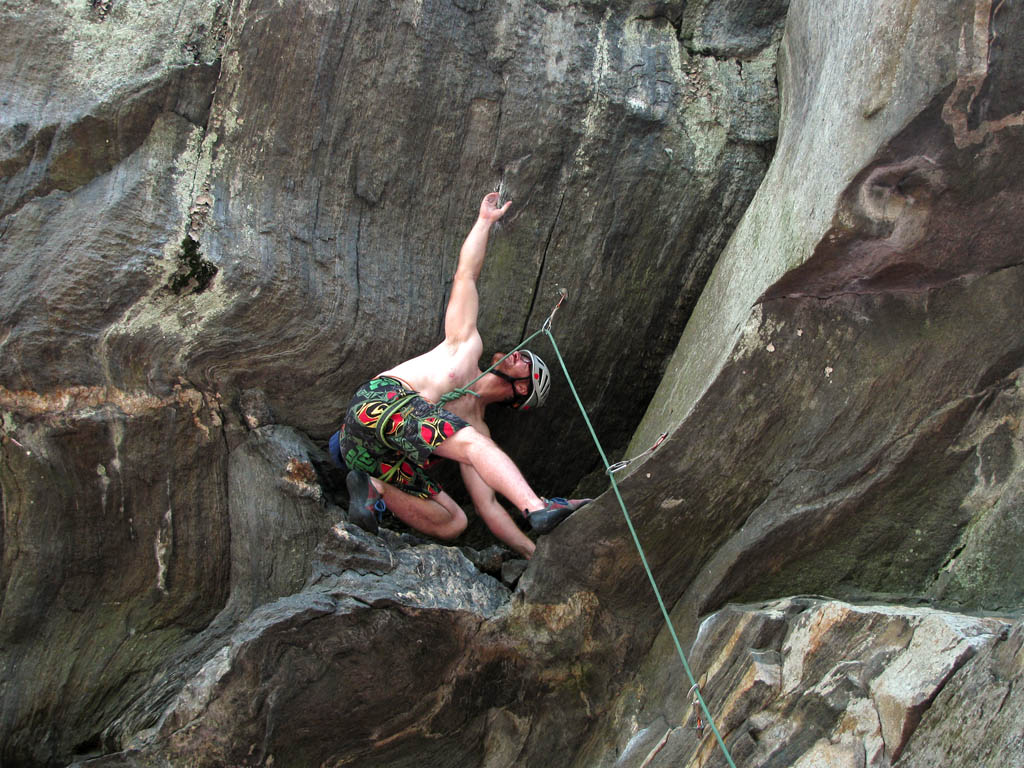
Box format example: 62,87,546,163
328,192,590,559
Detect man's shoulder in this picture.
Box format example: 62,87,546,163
443,326,483,356
385,340,483,402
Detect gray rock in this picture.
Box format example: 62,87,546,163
1,0,784,759
593,0,1024,620
604,598,1008,768
126,543,511,767
899,619,1024,767
222,425,334,619
4,0,1024,766
681,0,791,59
460,543,513,575
0,384,231,764
237,387,275,430
501,558,530,587
553,0,1024,762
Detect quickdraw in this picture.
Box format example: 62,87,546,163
606,431,669,474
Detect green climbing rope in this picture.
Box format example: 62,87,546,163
444,292,737,767
438,291,737,766
542,326,738,768
437,289,567,407
437,325,547,406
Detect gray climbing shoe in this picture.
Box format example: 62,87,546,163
527,497,592,534
346,470,386,534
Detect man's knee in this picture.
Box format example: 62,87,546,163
435,507,468,540
449,425,486,445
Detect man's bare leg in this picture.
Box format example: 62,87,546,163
432,428,545,515
474,502,536,558
371,479,468,540
372,476,534,558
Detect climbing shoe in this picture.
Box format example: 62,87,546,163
346,470,386,535
527,497,592,534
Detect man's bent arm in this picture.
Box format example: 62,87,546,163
444,193,511,345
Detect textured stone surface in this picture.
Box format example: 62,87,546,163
518,10,1024,701
554,0,1024,763
4,0,1024,766
594,598,1008,768
222,425,334,619
0,0,784,484
899,619,1024,766
75,528,522,767
144,539,512,768
1,0,786,762
559,0,1024,616
0,383,231,765
66,438,529,768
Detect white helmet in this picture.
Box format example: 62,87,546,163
518,350,550,410
493,349,551,410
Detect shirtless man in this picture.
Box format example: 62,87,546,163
328,192,589,558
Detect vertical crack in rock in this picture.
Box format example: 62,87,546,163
353,208,364,333
523,189,567,339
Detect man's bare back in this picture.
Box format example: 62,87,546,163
380,334,483,405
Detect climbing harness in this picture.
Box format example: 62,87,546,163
442,290,738,768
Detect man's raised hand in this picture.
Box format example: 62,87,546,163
480,192,512,223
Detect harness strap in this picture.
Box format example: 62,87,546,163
490,368,531,408
374,392,420,454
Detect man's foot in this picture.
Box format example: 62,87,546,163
346,470,386,534
527,497,592,534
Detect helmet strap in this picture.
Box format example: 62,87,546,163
490,370,531,408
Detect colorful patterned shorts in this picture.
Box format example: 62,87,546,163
335,376,469,499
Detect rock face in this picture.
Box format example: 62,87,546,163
602,598,1010,768
566,0,1024,764
0,0,782,483
899,618,1024,766
625,0,1024,615
3,0,1024,767
1,0,784,763
144,534,513,768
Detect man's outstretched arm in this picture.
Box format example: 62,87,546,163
444,192,511,345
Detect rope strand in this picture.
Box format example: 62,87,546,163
438,289,737,767
437,290,566,406
543,328,737,768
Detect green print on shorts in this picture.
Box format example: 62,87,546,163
337,376,468,499
345,445,377,474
